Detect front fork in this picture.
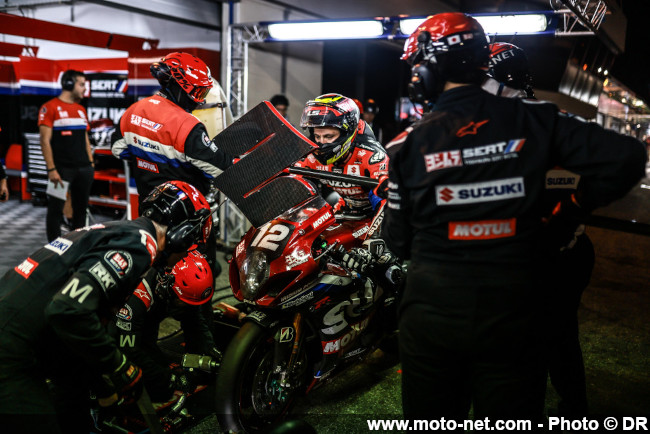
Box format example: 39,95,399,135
271,312,304,398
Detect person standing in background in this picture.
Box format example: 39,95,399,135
270,94,290,119
0,162,8,202
39,69,94,242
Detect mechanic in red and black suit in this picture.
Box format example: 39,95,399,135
294,93,388,221
111,52,233,210
39,69,94,242
0,181,213,434
108,250,220,403
382,12,646,423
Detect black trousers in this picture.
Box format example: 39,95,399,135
399,261,547,423
546,233,595,416
46,165,94,242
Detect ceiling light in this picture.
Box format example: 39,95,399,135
399,14,548,36
267,20,384,41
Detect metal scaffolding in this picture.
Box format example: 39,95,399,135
553,0,609,36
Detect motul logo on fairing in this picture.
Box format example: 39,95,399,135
448,218,516,240
322,318,369,354
312,211,332,229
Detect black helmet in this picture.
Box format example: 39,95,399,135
300,93,360,165
140,181,212,253
488,42,534,98
401,12,489,105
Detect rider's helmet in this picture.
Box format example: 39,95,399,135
170,250,214,305
401,12,489,105
150,52,213,111
488,42,534,98
300,93,360,165
140,181,212,253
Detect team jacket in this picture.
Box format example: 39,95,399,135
38,98,91,168
382,85,646,263
294,121,388,219
0,218,158,375
111,92,233,199
108,268,214,399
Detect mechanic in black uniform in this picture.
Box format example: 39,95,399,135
0,180,213,434
382,12,646,422
485,42,594,417
109,250,220,402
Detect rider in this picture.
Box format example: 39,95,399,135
295,93,399,289
295,93,387,221
109,250,220,402
0,180,212,434
111,52,234,208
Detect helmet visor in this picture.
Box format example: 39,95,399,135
300,104,343,129
189,85,212,103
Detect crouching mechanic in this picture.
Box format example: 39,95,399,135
0,180,213,434
109,250,220,402
295,93,398,276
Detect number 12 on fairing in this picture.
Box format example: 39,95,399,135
251,223,290,251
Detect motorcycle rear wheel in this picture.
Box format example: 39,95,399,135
215,321,305,433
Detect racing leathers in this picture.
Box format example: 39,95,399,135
294,121,388,220
108,268,217,402
0,218,159,433
383,85,646,420
111,91,233,206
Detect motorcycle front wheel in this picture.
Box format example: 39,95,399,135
215,321,306,433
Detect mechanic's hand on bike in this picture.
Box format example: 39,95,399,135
101,353,143,406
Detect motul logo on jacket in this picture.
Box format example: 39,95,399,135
137,158,159,173
424,150,462,172
312,211,332,229
15,258,38,278
449,218,517,240
436,177,525,205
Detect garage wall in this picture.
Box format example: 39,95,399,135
2,0,221,59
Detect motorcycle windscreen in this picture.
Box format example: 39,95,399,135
213,102,319,228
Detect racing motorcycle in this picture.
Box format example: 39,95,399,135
214,180,401,433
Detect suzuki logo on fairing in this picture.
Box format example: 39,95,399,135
312,211,332,229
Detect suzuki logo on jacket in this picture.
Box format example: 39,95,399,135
436,177,525,205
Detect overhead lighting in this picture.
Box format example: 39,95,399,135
400,14,548,36
267,20,384,41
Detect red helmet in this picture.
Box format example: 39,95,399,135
300,93,360,165
401,13,489,104
150,52,213,105
488,42,534,97
140,181,213,253
170,250,214,305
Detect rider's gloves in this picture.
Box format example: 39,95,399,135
101,353,143,405
341,247,374,274
373,175,389,199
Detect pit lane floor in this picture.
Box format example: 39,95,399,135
0,182,648,432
